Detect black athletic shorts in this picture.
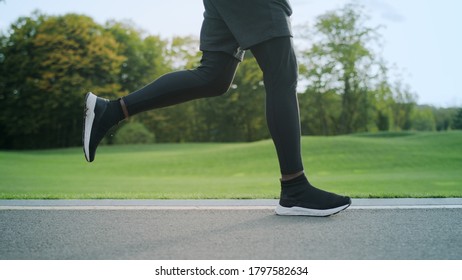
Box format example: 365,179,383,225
200,0,293,61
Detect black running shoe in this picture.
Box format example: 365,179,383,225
275,175,351,217
83,92,110,162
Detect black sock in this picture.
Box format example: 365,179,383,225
281,174,316,196
101,99,125,129
281,173,309,186
280,174,350,209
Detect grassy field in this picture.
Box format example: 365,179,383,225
0,131,461,199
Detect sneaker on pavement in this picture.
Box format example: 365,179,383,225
275,175,351,217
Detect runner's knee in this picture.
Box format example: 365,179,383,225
193,51,239,97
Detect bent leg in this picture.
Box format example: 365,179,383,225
123,51,240,116
250,37,303,175
83,51,239,162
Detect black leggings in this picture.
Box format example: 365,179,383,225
122,37,303,174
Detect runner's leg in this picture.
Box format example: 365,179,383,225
251,37,351,216
251,36,303,175
83,51,239,162
122,51,239,116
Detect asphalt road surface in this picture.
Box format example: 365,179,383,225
1,201,461,260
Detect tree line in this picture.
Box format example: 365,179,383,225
0,4,460,149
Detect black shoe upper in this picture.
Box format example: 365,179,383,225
280,174,351,210
85,95,110,162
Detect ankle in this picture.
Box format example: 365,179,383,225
119,98,130,119
281,173,308,189
281,171,305,182
103,100,125,127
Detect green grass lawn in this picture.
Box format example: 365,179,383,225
0,131,461,199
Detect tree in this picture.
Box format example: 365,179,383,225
432,107,457,131
114,121,155,144
388,80,416,131
411,106,436,131
299,87,342,135
298,46,343,135
453,108,462,130
0,12,125,148
0,12,46,148
106,20,169,93
298,3,415,135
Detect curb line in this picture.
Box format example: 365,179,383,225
0,198,461,210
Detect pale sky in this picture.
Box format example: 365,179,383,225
1,0,461,107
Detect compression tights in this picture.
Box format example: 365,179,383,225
122,37,303,174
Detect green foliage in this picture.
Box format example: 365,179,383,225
114,121,155,144
388,81,415,131
298,3,416,135
0,5,453,149
0,12,125,148
301,3,382,134
411,106,436,131
106,20,169,93
453,108,462,130
299,89,342,135
432,107,457,131
0,13,176,149
165,36,202,70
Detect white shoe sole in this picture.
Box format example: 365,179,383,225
275,203,351,217
83,92,97,162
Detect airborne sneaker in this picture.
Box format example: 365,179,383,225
82,92,111,162
275,174,351,217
